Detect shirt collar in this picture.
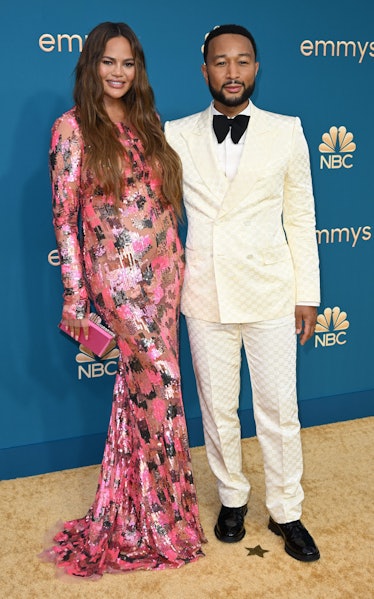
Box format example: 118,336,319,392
211,101,251,118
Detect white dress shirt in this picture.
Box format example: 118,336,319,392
212,102,251,181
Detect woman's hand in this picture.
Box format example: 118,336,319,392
62,317,90,341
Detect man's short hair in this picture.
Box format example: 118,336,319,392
203,24,257,63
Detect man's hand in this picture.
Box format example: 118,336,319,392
295,306,317,346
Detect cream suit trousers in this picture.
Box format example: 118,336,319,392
186,313,304,524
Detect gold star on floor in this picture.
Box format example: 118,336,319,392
246,545,269,558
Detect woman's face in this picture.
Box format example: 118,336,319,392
98,36,136,105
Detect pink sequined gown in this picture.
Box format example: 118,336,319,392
46,108,205,577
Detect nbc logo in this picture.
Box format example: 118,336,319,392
76,344,119,379
319,126,356,169
314,306,350,348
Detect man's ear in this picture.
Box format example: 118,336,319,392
201,63,209,85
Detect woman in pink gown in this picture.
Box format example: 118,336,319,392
44,22,205,577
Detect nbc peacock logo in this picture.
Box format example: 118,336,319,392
314,306,350,348
76,344,119,380
319,126,356,170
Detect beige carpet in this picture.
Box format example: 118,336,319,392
1,417,373,599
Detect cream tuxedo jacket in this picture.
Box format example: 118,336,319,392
165,102,320,323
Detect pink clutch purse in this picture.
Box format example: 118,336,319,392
58,313,116,358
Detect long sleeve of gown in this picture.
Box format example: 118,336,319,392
50,112,89,322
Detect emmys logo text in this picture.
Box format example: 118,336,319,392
316,226,371,247
300,39,374,63
39,33,87,53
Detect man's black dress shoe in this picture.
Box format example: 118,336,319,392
214,504,248,543
268,516,320,562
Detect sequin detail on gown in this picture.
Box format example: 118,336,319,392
45,108,205,577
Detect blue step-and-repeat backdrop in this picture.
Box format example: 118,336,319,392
1,0,373,479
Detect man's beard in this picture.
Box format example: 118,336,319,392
208,78,255,107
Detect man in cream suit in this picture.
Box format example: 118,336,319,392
165,24,320,562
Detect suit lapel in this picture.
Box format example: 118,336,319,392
180,103,273,216
181,107,229,206
217,103,272,217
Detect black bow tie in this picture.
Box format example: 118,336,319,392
213,114,250,144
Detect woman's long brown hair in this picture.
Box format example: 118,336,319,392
74,22,182,217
